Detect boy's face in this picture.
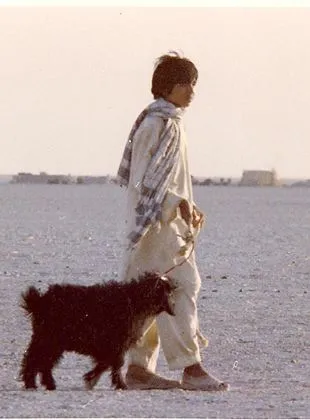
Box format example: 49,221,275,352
165,82,195,108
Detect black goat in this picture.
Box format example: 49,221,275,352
20,272,175,390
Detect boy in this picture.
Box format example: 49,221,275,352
117,52,229,391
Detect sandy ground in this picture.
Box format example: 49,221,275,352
0,184,309,418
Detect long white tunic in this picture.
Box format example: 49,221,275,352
121,101,204,370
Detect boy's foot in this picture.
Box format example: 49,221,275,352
181,371,229,391
125,365,181,390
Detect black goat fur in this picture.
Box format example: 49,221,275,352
20,272,175,390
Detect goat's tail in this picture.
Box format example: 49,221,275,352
21,286,42,317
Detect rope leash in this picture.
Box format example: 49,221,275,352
162,208,205,276
162,230,196,276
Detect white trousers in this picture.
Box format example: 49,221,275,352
121,220,203,372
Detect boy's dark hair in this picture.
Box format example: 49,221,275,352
151,51,198,99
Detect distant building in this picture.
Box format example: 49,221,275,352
76,175,108,184
290,179,310,187
10,172,116,185
11,172,74,184
239,169,279,186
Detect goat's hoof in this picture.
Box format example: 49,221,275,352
45,384,56,391
83,374,97,390
24,385,37,391
115,383,128,390
84,380,94,390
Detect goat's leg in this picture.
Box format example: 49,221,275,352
20,353,37,390
39,350,63,391
40,369,56,391
83,362,109,390
110,354,127,390
20,336,44,390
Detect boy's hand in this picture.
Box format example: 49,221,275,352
179,199,192,226
192,206,205,228
179,200,205,228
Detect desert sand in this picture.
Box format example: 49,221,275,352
0,184,309,418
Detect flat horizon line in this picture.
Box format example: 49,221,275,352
0,173,309,182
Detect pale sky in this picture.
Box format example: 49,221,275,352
1,3,310,179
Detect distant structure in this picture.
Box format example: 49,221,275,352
290,179,310,188
11,172,74,184
76,175,110,184
10,172,116,185
191,175,233,186
239,169,279,187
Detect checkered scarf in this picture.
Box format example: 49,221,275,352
117,98,183,249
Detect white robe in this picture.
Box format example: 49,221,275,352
120,103,204,371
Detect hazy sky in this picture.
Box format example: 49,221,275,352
1,3,310,178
